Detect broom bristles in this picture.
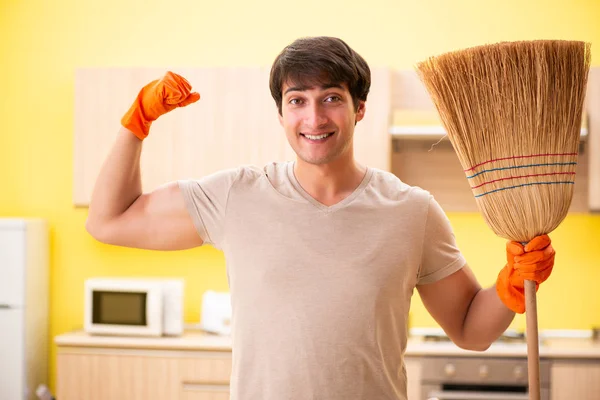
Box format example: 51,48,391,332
417,40,591,242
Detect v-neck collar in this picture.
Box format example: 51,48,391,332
286,161,373,213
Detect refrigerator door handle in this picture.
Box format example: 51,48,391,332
0,304,14,309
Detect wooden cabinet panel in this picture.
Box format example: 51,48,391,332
57,351,420,400
551,360,600,400
73,67,391,206
57,352,180,400
390,68,597,212
587,68,600,211
180,385,230,400
178,354,232,384
391,138,590,212
405,357,422,400
57,349,233,400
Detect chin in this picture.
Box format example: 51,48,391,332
297,153,337,166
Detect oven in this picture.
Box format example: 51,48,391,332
420,356,550,400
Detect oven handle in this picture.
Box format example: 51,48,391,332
427,390,530,400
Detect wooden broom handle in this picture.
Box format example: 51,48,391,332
525,279,541,400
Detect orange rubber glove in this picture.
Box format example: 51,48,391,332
121,71,200,140
496,234,555,314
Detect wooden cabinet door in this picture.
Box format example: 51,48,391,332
551,360,600,400
587,67,600,211
405,357,422,400
180,385,230,400
57,351,182,400
178,353,231,400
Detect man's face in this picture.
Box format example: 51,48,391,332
278,80,365,166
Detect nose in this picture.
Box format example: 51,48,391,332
303,103,328,129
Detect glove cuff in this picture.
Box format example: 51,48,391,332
121,94,152,140
496,264,526,314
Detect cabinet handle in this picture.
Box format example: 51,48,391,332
181,383,229,392
427,390,529,400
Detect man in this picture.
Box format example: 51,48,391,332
86,36,554,400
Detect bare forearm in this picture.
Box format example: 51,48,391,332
461,286,515,350
87,128,143,226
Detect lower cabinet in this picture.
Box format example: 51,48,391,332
56,349,231,400
180,387,230,400
57,347,423,400
551,360,600,400
405,357,422,400
178,356,232,400
56,346,600,400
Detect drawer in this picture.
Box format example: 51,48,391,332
179,354,232,384
180,384,229,400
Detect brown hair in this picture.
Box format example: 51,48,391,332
269,36,371,115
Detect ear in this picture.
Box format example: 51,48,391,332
355,101,366,123
278,111,284,127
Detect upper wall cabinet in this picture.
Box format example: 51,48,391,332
73,67,392,206
388,68,599,213
73,66,599,212
586,68,600,212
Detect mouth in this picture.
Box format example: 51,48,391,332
300,132,335,142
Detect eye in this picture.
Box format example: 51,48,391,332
289,98,303,105
325,95,341,103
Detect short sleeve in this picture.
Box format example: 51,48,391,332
417,196,466,285
177,168,241,249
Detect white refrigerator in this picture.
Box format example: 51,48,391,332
0,219,49,400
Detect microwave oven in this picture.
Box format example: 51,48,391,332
84,278,184,337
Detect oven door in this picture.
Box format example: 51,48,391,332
420,357,550,400
423,385,550,400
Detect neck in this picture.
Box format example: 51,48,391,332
293,151,366,206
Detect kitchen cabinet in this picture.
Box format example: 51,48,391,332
389,68,599,212
587,68,600,211
73,67,599,211
405,357,422,400
56,332,600,399
55,332,423,400
56,347,232,400
551,360,600,400
72,67,392,207
179,356,232,399
55,348,423,400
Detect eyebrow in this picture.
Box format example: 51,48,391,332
283,83,344,95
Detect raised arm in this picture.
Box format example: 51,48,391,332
85,72,203,251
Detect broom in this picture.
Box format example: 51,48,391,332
416,40,591,400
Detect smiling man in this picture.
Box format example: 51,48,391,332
86,36,556,400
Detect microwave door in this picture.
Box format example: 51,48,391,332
87,287,162,336
92,291,147,325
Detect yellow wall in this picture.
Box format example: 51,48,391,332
2,0,600,392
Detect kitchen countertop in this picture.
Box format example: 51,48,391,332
55,331,600,359
406,337,600,359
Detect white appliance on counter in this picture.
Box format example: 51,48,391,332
0,218,49,400
200,290,232,335
84,277,184,337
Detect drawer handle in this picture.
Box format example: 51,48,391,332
428,390,529,400
182,383,229,392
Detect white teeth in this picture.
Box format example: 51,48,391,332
304,133,331,140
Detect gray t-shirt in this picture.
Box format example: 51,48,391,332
178,161,465,400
